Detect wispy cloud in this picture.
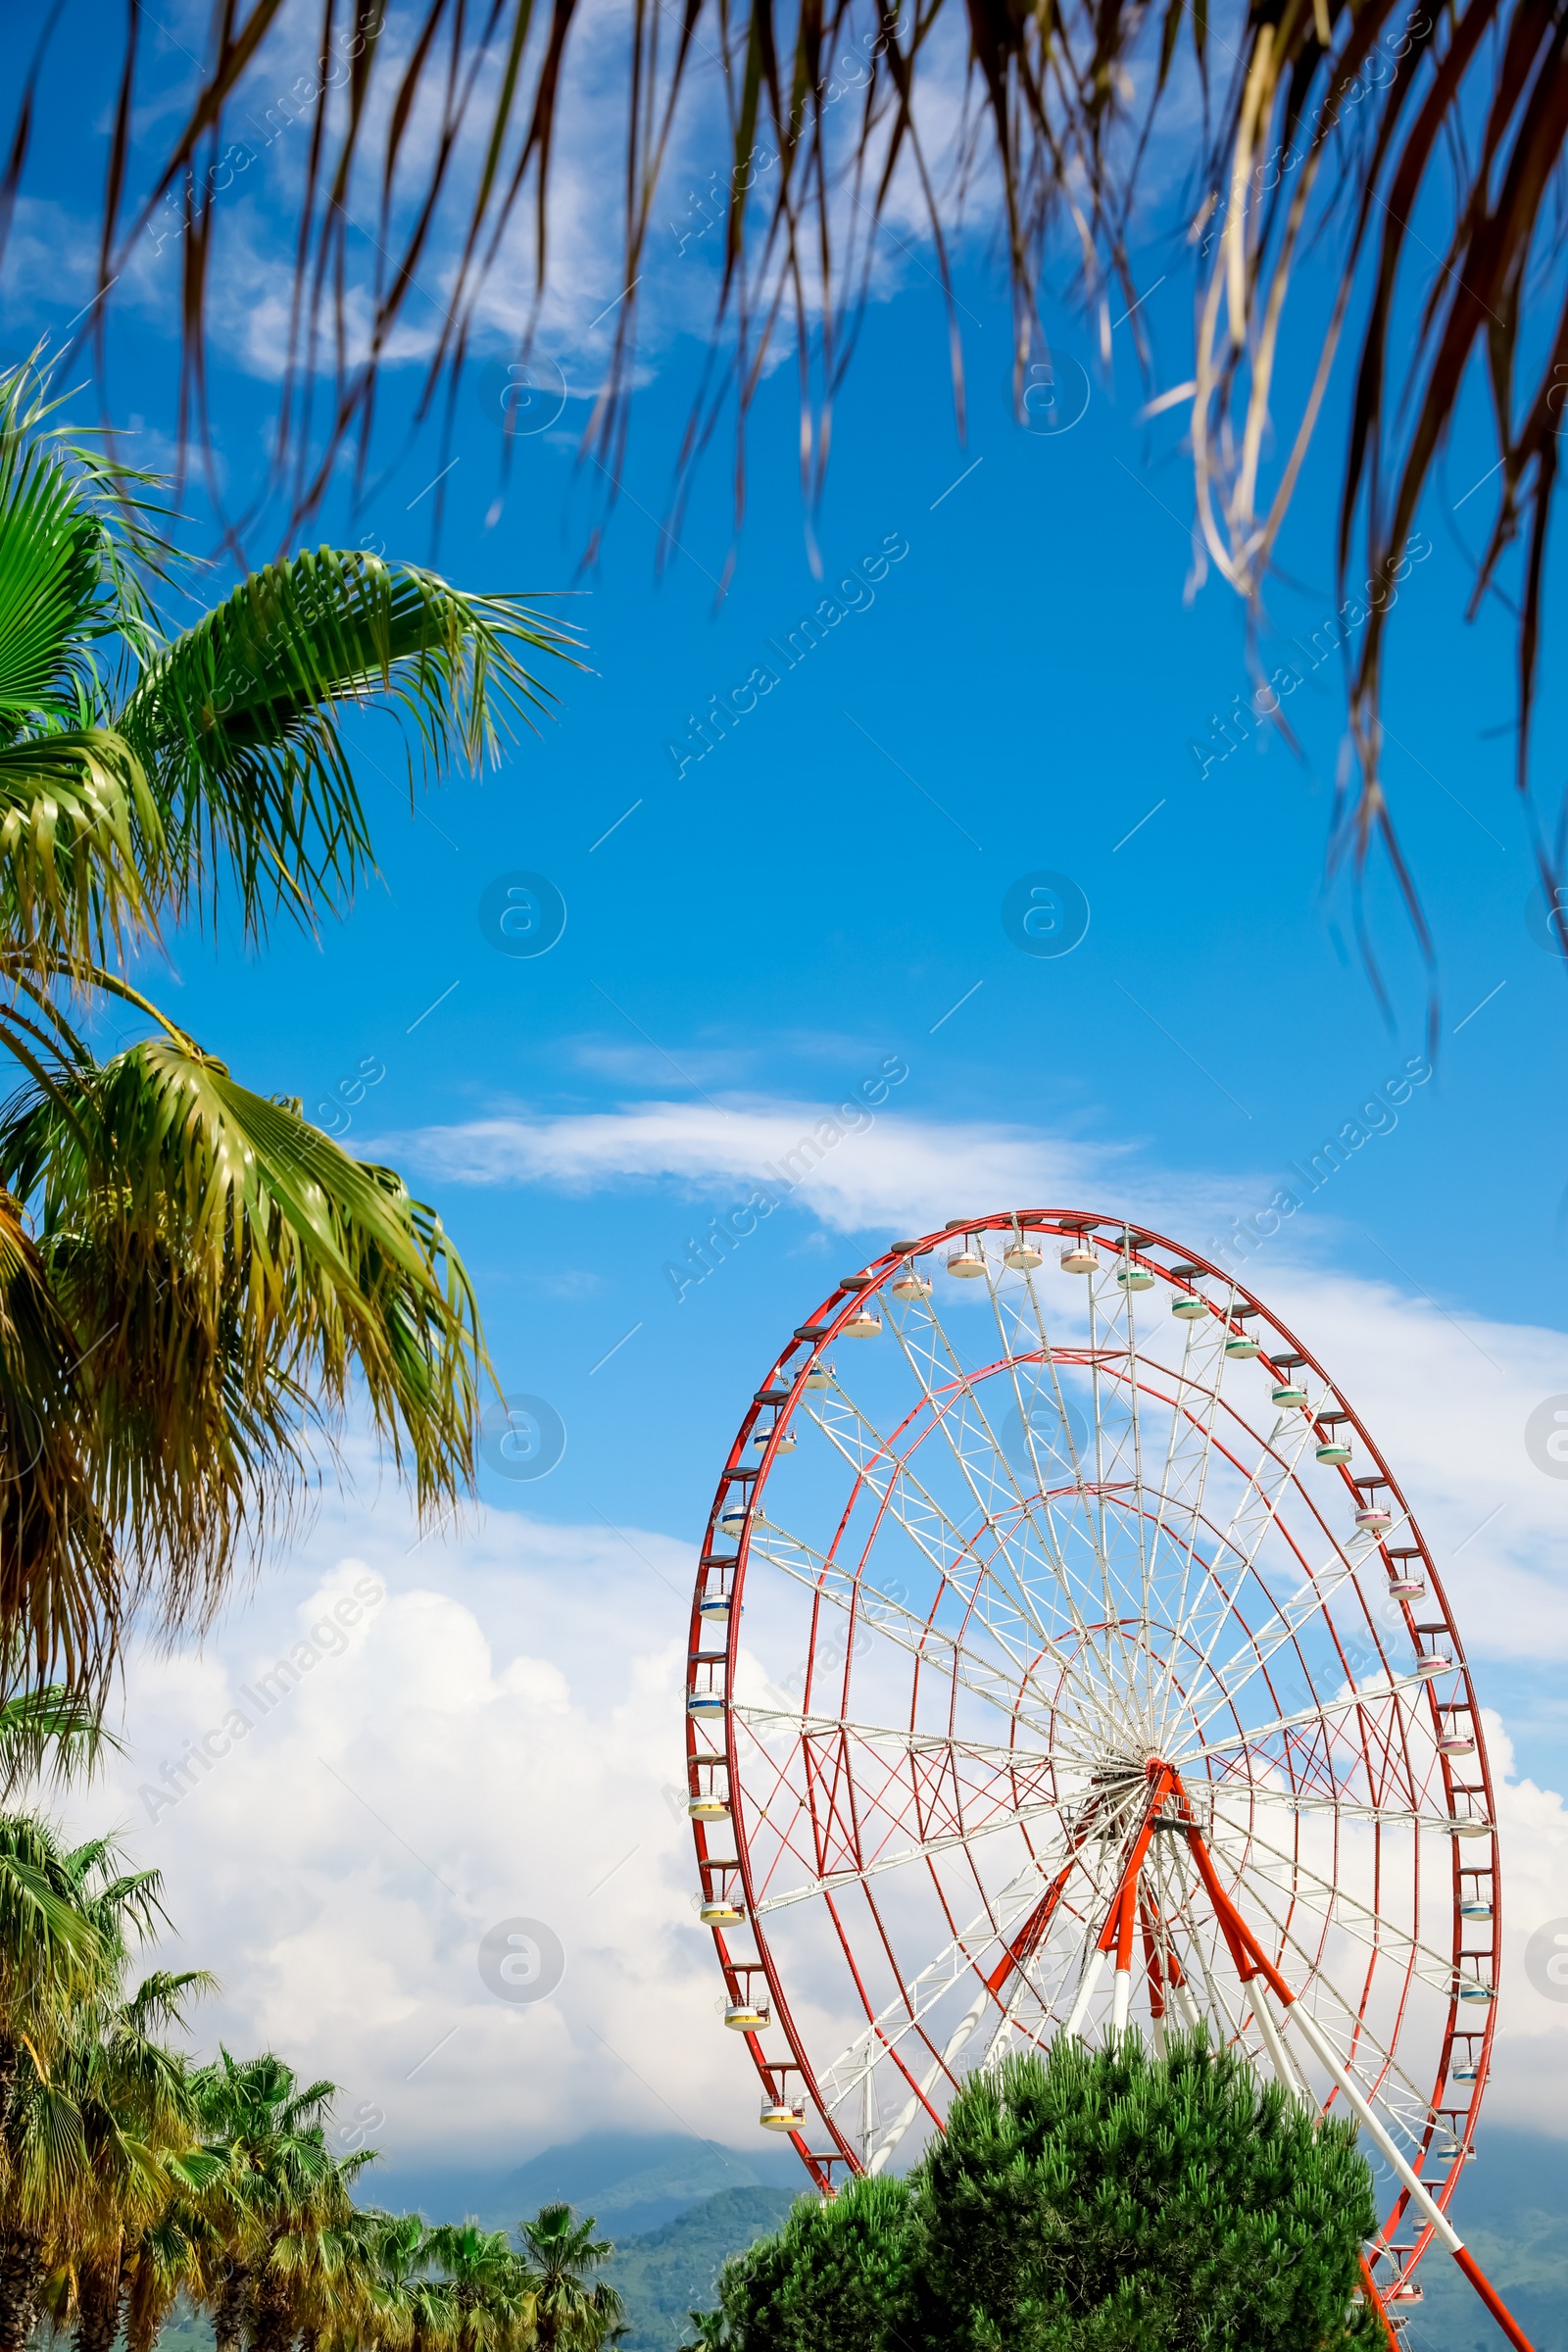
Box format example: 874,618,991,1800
368,1096,1126,1236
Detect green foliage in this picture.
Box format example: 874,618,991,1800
0,352,579,1697
521,2201,624,2351
716,2175,912,2352
912,2033,1381,2350
716,2035,1382,2352
116,546,570,942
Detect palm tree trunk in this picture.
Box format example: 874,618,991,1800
214,2261,251,2352
73,2257,124,2352
0,2038,18,2145
249,2266,294,2352
0,2229,44,2352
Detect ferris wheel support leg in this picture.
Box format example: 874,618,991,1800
1250,1984,1308,2103
1276,1998,1544,2345
1218,1900,1536,2352
1280,1996,1462,2253
865,1982,992,2176
979,2009,1014,2073
1110,1879,1136,2034
1064,1947,1108,2040
1174,1798,1539,2351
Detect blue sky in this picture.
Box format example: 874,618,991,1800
10,0,1568,2218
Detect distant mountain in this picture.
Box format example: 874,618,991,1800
1385,2128,1568,2352
365,2131,804,2240
495,2132,801,2239
606,2185,802,2350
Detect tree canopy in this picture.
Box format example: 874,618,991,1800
715,2034,1383,2352
0,1789,624,2352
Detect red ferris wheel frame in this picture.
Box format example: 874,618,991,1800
682,1210,1534,2350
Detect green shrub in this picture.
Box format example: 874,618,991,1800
906,2034,1381,2351
717,2173,913,2351
715,2034,1381,2352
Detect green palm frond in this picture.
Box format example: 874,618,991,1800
0,374,128,739
78,1866,171,1959
117,548,580,935
11,2071,90,2219
0,1191,117,1702
0,1845,106,1993
0,356,170,700
116,1969,218,2039
0,1682,123,1793
0,728,162,968
0,1036,483,1628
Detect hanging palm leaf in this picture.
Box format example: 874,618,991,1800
16,0,1565,949
0,354,580,1697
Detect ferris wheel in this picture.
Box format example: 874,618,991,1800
683,1211,1535,2350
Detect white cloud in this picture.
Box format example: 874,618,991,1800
368,1094,1130,1236
1246,1267,1568,1663
1484,1711,1568,2136
74,1500,745,2178
55,1493,1568,2196
374,1092,1568,1660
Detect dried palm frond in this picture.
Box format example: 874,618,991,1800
1185,0,1568,989
4,0,1564,966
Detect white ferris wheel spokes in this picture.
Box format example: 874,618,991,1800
683,1212,1533,2349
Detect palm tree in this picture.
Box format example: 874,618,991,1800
24,0,1565,970
0,1681,120,1798
0,359,574,1701
359,2211,447,2352
0,1824,173,2349
28,1967,216,2352
421,2222,534,2352
189,2052,355,2352
268,2188,404,2352
517,2206,623,2352
677,2313,727,2352
119,2192,222,2352
0,1698,130,2145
